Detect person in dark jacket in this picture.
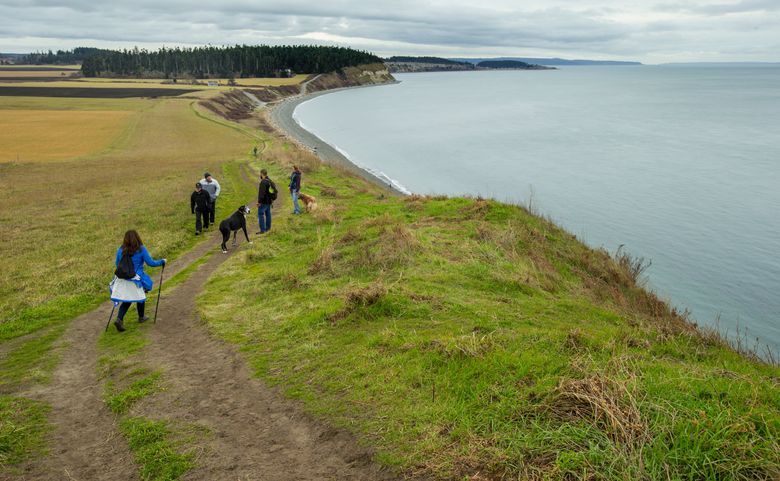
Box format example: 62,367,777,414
112,230,165,332
289,165,302,215
191,182,211,235
256,169,274,234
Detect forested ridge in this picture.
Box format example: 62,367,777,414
19,47,109,65
80,45,381,78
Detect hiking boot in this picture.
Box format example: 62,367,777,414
114,319,126,332
195,231,200,236
138,316,150,323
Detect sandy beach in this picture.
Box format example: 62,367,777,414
266,82,408,195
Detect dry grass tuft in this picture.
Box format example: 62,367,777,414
427,332,498,358
280,272,308,289
365,224,420,268
474,222,521,257
338,230,363,245
319,186,339,197
328,282,387,323
309,245,335,275
311,203,338,224
463,198,491,219
344,283,387,307
403,194,428,211
361,212,396,228
614,245,651,286
564,329,586,351
548,364,647,447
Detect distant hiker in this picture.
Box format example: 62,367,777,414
191,182,211,235
253,146,258,157
110,230,165,332
198,172,221,224
289,165,302,215
256,169,277,234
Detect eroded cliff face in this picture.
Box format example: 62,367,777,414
305,63,395,92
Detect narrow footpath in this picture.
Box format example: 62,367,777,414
8,219,401,480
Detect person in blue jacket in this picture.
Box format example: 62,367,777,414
113,230,166,332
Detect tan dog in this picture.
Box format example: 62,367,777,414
298,193,318,212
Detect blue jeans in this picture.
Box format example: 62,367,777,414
258,203,272,232
291,189,301,214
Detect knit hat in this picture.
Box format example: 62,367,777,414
196,182,202,188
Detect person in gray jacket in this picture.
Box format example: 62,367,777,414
198,172,221,224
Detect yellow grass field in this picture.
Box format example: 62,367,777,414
0,95,251,323
0,70,78,78
0,96,150,111
0,109,133,162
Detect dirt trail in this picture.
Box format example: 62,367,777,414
6,214,404,480
140,238,399,481
5,235,219,481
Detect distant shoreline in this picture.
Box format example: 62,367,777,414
266,81,410,196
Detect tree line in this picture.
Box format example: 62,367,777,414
19,47,108,65
80,45,381,78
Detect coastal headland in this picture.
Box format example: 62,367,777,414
1,47,778,481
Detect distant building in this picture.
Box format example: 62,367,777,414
207,80,219,87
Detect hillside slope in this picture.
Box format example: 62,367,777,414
196,109,780,480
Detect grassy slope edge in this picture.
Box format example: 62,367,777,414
198,109,780,480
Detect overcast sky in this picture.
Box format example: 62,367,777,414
1,0,779,63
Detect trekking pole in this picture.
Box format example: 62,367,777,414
104,302,117,332
154,263,166,323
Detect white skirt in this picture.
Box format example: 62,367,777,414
109,276,146,303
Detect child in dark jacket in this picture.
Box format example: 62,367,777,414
191,182,211,235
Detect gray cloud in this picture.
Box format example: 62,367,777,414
1,0,778,62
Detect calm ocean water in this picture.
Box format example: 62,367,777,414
294,67,780,353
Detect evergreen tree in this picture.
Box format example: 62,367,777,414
80,45,381,78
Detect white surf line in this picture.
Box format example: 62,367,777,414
291,104,413,196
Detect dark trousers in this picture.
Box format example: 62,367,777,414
118,301,145,321
195,208,209,232
258,203,272,232
208,199,217,223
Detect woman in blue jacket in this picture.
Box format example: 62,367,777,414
112,230,166,332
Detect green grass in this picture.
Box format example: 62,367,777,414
120,417,196,481
0,396,50,467
199,137,780,480
0,325,67,389
106,370,162,415
97,307,195,480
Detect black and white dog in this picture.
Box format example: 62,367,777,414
219,205,251,253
